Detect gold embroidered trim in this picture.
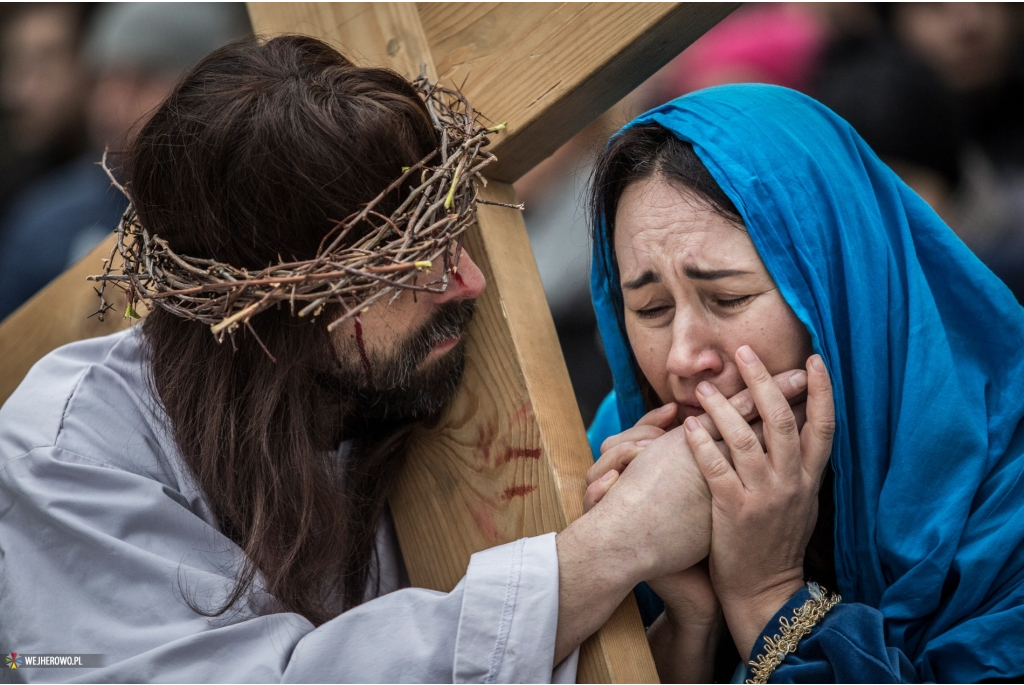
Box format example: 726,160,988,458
745,584,841,684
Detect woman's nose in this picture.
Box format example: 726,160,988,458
665,318,724,380
436,248,486,303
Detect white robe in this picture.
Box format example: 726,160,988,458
0,329,577,683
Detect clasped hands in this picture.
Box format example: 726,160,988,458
584,347,835,664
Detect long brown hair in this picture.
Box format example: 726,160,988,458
123,35,438,624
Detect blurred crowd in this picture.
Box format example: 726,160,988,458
516,2,1024,422
0,3,1022,423
0,2,249,319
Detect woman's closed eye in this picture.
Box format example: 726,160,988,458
636,304,672,319
634,293,756,318
715,294,755,309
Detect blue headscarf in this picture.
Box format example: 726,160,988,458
588,84,1024,681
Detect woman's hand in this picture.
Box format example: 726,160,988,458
584,368,809,510
647,561,724,683
648,560,720,629
581,371,806,680
683,347,835,659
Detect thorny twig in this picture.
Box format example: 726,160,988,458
90,77,518,349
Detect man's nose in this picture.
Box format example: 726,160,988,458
436,248,486,303
665,316,724,380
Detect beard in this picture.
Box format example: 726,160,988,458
331,299,476,434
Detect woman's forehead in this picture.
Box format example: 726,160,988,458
613,177,763,278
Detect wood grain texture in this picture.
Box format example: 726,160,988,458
0,236,135,405
252,2,737,182
250,4,666,679
391,181,658,682
248,2,437,80
418,2,738,182
0,3,737,679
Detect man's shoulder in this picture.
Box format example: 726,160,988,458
0,327,172,477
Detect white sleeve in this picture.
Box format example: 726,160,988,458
0,446,576,683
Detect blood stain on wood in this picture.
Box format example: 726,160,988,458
470,503,500,541
473,419,540,467
474,422,498,464
507,400,533,427
500,484,537,501
498,447,541,465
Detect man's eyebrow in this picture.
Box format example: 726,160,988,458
622,270,660,290
683,266,752,280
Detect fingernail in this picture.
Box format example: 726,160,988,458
600,469,618,483
737,345,757,364
661,403,676,413
810,355,826,373
790,370,807,389
684,417,700,431
636,439,652,448
697,381,715,397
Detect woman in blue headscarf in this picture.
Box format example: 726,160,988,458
583,84,1024,683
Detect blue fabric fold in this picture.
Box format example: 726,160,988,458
749,586,917,683
587,83,1024,681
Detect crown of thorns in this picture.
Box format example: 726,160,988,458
90,76,519,351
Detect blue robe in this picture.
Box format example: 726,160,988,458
587,84,1024,682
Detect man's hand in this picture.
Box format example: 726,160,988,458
554,424,711,663
584,402,678,511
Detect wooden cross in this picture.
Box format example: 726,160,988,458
0,3,734,681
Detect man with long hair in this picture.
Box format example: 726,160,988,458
0,36,713,682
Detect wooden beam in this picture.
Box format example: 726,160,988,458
250,3,737,182
0,3,735,404
246,2,436,81
0,235,133,405
393,181,657,682
417,2,738,182
0,4,737,680
248,4,669,680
